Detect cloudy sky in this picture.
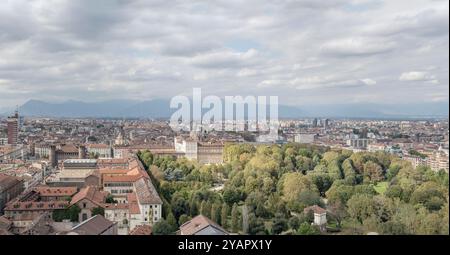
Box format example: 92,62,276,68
0,0,448,110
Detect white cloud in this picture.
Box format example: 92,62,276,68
257,79,284,88
361,78,377,85
189,48,259,69
321,37,396,57
399,71,438,82
237,68,258,77
0,0,448,108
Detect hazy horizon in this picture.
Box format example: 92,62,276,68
0,97,447,119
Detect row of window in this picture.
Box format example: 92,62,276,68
106,212,128,218
104,183,133,187
110,189,133,194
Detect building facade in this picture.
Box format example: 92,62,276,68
7,112,19,145
294,133,316,144
0,174,24,214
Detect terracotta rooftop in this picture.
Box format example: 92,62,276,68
103,174,141,183
88,144,110,149
130,225,152,235
127,193,140,215
179,215,228,235
70,186,107,207
35,186,77,197
58,144,78,153
4,200,69,211
304,205,327,215
99,169,130,175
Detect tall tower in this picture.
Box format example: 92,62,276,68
78,145,86,159
29,142,36,157
49,145,57,168
7,110,19,145
324,119,330,129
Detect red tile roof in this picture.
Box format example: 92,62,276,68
304,205,327,214
130,225,152,235
70,186,107,207
59,144,78,153
88,144,109,149
99,169,130,175
34,186,77,197
4,200,69,211
127,193,140,215
179,215,228,235
103,174,141,183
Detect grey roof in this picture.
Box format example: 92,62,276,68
134,178,162,205
71,215,116,235
0,174,22,192
180,215,229,235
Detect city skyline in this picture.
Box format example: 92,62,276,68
1,0,449,241
0,0,449,112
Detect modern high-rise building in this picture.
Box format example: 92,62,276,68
7,111,19,145
324,119,330,129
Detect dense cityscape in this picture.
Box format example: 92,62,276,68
0,0,449,245
0,110,448,235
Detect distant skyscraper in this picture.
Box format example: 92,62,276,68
324,119,330,129
7,110,19,145
312,118,318,127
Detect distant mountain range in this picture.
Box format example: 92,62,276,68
1,99,448,119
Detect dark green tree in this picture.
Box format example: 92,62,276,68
247,213,266,235
166,212,178,232
153,219,173,235
272,213,288,234
231,203,240,233
221,203,229,228
92,207,105,217
178,214,191,226
297,222,320,235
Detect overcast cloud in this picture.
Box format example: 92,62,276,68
0,0,448,109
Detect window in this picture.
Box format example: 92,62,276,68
83,203,87,208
